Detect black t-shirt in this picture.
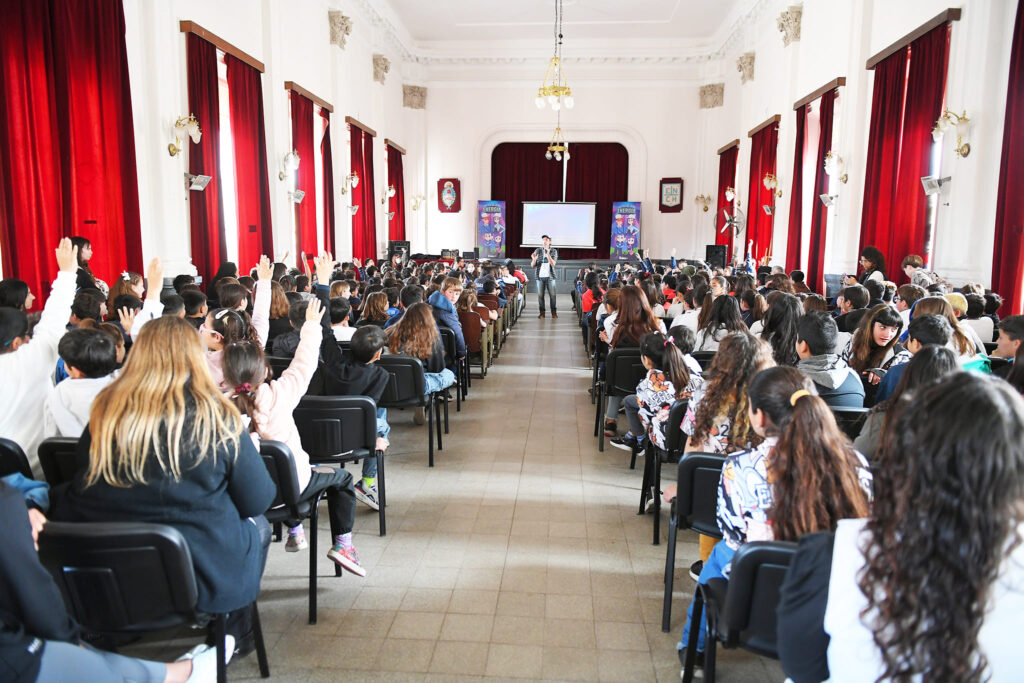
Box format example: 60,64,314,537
776,531,835,683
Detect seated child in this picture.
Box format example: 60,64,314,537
44,329,118,438
223,298,364,575
160,293,185,318
330,297,355,342
181,289,208,329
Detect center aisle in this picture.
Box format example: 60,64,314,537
234,311,778,681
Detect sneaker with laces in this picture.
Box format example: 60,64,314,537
609,434,637,452
327,544,367,577
604,420,618,437
354,480,380,510
285,534,308,552
689,560,704,582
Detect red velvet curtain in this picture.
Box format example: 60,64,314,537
888,25,949,281
490,142,628,260
715,146,739,263
387,144,406,241
226,54,272,272
187,34,226,286
320,109,336,255
746,124,779,263
290,91,316,267
807,90,837,295
349,126,369,259
361,132,378,260
785,106,807,273
993,0,1024,315
860,25,950,283
0,0,143,303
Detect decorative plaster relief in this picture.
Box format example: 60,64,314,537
699,83,725,109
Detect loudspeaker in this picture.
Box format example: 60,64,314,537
387,240,410,261
705,244,727,269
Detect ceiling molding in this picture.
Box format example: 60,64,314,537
346,0,776,71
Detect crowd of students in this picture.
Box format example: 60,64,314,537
574,245,1024,679
0,239,523,681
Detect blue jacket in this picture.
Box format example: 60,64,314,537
428,290,466,358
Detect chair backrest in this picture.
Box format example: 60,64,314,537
502,284,518,300
376,354,427,406
984,341,998,355
0,437,32,478
37,521,199,633
37,437,80,487
259,440,301,509
268,356,325,396
474,304,492,322
293,395,377,461
457,311,484,352
605,348,647,397
478,295,500,311
676,452,727,538
439,327,457,365
990,357,1011,374
692,351,717,371
267,355,292,380
830,406,870,440
719,540,798,656
662,400,690,453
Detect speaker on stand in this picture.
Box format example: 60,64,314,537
705,244,727,270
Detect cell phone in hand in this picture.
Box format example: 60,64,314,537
864,367,887,379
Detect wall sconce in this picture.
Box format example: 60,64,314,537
168,115,201,157
824,151,848,183
932,109,970,157
819,193,837,207
341,172,360,194
184,173,211,192
278,150,300,180
386,211,396,220
288,190,306,204
724,186,736,203
411,193,426,211
380,184,397,205
920,175,951,196
694,194,713,212
762,173,782,197
348,204,360,215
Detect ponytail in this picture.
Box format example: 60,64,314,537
747,367,870,541
222,341,270,433
641,329,695,400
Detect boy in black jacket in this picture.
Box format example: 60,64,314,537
313,254,389,511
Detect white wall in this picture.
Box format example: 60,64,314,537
121,0,426,276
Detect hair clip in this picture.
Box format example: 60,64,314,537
214,309,231,320
234,382,252,394
789,389,811,406
121,271,131,281
663,336,674,346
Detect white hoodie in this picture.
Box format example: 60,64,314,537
0,271,77,476
43,375,115,438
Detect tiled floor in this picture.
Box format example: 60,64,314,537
126,310,781,681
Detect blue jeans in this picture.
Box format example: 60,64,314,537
424,368,456,394
537,277,557,313
678,540,736,653
363,407,389,479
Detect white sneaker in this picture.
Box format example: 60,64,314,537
354,480,380,511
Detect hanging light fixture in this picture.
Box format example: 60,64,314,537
534,0,574,111
546,109,569,162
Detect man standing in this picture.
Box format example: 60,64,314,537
531,234,558,318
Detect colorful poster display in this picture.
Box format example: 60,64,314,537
610,201,642,262
476,200,506,260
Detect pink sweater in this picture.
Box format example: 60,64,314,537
250,319,321,491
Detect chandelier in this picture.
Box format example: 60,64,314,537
545,113,569,162
534,0,574,111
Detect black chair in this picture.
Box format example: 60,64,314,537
37,437,80,487
37,521,270,683
830,406,870,440
638,399,688,544
681,541,798,683
594,348,646,453
590,336,607,405
292,395,386,535
259,440,339,625
267,357,325,396
662,452,727,633
985,341,998,355
376,355,444,467
692,351,717,371
439,327,465,408
990,356,1011,375
0,437,32,478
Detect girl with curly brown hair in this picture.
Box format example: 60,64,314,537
387,302,456,397
778,372,1024,682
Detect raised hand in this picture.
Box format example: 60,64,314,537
256,255,273,281
313,251,334,285
55,238,78,273
305,297,326,322
670,247,677,257
145,258,163,300
279,250,290,264
118,306,137,334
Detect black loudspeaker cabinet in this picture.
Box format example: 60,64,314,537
705,244,727,269
387,240,410,261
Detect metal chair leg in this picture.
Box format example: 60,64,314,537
251,602,270,678
427,397,435,467
661,510,678,632
376,451,386,536
653,450,662,545
309,497,319,624
212,613,227,683
435,395,443,450
681,589,704,683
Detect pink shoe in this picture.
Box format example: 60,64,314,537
327,544,366,577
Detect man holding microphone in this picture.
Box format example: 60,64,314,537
531,234,558,318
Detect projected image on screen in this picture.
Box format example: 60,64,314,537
521,202,597,249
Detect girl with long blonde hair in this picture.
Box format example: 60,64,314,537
54,316,276,641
